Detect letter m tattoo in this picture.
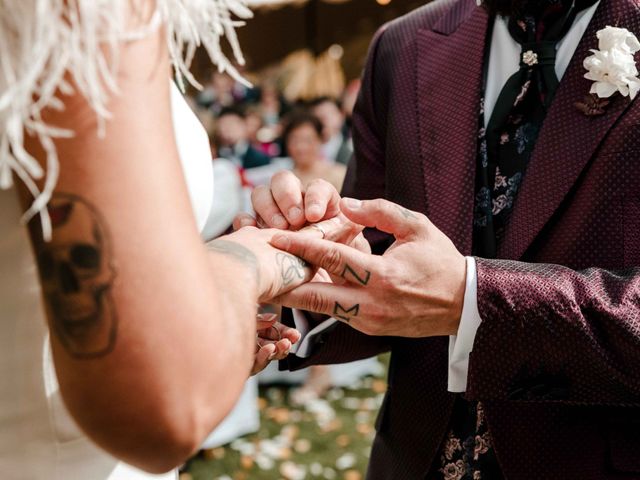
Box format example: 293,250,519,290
333,302,360,322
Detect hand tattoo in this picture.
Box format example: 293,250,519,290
341,264,371,286
30,193,118,359
334,302,360,323
276,252,307,287
396,205,418,220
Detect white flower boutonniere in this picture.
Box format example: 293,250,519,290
583,26,640,100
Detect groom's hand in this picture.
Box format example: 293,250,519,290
234,172,342,230
269,198,467,338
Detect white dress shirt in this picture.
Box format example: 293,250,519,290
293,3,600,394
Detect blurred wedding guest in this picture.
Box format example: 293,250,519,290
246,108,265,148
245,106,281,158
215,108,272,169
309,97,353,166
284,112,346,191
196,71,251,116
257,81,288,128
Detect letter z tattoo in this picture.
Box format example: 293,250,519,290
333,302,360,323
341,264,371,286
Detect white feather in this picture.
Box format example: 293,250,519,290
0,0,260,240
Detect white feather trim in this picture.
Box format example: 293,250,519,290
0,0,254,240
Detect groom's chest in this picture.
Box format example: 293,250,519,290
380,40,640,269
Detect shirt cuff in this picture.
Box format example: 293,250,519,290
447,256,482,393
291,309,337,358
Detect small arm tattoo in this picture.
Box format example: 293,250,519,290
334,302,360,322
30,193,118,359
341,264,371,286
207,239,260,285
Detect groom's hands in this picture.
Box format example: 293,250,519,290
270,198,467,338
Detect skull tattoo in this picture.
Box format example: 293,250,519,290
34,193,117,358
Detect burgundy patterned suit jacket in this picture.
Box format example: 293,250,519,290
283,0,640,478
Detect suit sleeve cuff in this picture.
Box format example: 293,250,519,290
447,256,482,393
291,309,337,358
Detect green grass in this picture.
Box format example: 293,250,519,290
182,355,389,480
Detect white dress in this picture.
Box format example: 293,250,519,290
0,85,212,480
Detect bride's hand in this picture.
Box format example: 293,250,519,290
251,313,301,376
209,215,363,303
234,173,342,230
233,172,371,257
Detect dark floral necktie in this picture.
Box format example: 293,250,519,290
472,0,599,258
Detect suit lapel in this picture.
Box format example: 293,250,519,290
416,1,489,255
499,0,640,260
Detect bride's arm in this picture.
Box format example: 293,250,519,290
19,4,302,474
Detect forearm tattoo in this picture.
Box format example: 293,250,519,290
207,239,260,286
341,264,371,286
276,252,307,287
30,193,118,359
334,302,360,323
